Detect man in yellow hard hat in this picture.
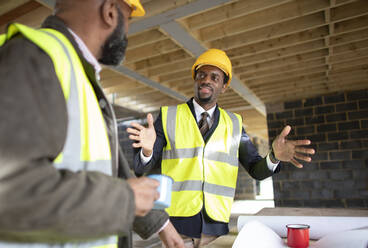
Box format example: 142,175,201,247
127,49,315,247
0,0,184,247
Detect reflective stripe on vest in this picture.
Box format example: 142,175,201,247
161,103,242,222
0,24,116,248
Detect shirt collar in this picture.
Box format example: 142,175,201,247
192,98,216,122
67,28,102,80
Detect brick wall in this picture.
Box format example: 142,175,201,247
267,89,368,208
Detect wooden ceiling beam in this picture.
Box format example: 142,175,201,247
245,65,328,87
226,26,329,59
250,72,327,90
183,0,293,31
232,39,326,68
331,0,368,23
331,56,368,70
208,12,326,49
115,87,155,99
235,49,328,72
126,29,167,51
332,39,368,54
198,0,329,43
0,0,40,28
237,58,326,80
104,82,149,95
124,39,180,64
329,47,368,63
130,50,191,71
330,27,368,46
257,79,328,97
128,0,233,35
114,66,187,102
160,71,191,83
334,14,368,35
146,58,195,77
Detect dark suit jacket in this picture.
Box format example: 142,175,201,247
133,99,279,238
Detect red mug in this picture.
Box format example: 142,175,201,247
286,224,310,248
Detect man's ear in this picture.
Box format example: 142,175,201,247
101,0,117,27
221,82,228,93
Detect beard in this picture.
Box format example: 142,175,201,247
98,8,128,66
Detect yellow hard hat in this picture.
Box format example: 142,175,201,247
191,48,232,86
124,0,145,17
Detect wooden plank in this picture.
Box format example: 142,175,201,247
329,47,368,63
234,49,328,72
128,50,191,71
237,58,326,80
124,39,180,63
244,65,328,87
231,39,326,67
159,70,191,83
334,14,368,35
329,27,368,45
331,56,368,70
198,0,329,42
332,38,368,54
0,0,31,16
126,29,167,50
0,4,51,33
208,12,326,49
116,88,158,99
250,72,326,90
103,81,148,94
226,26,329,59
183,0,293,31
146,58,195,77
331,0,368,22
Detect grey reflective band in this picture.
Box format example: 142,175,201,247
172,180,202,191
40,30,81,164
163,147,203,159
163,106,241,168
203,181,235,198
166,106,177,149
172,180,235,198
204,150,238,167
0,235,117,248
225,110,241,159
40,30,112,176
53,159,112,175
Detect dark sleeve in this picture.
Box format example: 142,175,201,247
133,210,169,239
133,110,166,175
0,38,135,242
118,146,169,239
238,128,275,180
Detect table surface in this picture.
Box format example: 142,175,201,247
255,207,368,217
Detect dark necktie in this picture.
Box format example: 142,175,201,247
198,112,210,137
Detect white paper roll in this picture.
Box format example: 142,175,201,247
237,215,368,239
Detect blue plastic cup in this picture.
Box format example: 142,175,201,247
147,174,173,209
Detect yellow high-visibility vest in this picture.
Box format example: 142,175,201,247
0,23,117,248
161,103,242,223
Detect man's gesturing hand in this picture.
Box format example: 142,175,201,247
272,125,315,168
127,177,160,216
127,113,156,157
